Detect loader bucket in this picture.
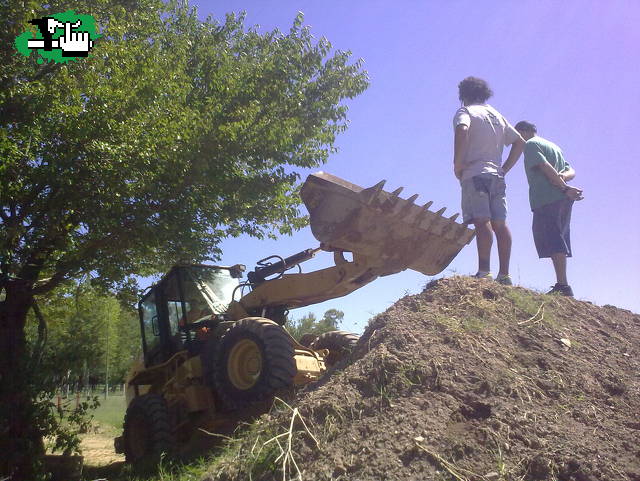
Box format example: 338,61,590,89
300,172,475,276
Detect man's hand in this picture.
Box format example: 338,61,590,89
536,161,582,199
454,164,463,180
565,185,584,201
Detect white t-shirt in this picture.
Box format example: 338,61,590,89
453,104,520,181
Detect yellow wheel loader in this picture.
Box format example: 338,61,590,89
114,172,475,467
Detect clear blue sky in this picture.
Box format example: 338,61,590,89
177,0,640,333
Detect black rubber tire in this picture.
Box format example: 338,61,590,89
298,332,318,348
311,330,360,367
213,317,296,410
123,394,175,469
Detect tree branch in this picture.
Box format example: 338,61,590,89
29,301,48,369
31,271,69,296
30,223,134,296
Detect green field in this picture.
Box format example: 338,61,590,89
91,394,126,430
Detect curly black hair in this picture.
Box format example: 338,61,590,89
458,77,493,104
514,120,537,134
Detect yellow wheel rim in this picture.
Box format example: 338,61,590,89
227,339,262,390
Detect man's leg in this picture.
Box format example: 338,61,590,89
534,200,574,296
550,252,568,285
491,220,512,277
551,199,572,287
473,218,493,274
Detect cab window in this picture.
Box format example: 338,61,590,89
139,290,160,358
180,266,238,324
162,272,185,337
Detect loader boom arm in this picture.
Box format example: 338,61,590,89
238,251,386,312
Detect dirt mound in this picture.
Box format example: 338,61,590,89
208,277,640,481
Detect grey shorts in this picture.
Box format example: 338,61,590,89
460,173,507,224
532,198,573,258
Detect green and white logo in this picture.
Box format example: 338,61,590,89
14,10,99,64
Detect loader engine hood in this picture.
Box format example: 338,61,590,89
300,172,475,276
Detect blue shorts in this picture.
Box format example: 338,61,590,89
461,173,507,224
532,198,573,258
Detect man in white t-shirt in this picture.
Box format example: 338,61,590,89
453,77,524,285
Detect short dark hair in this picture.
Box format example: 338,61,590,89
458,77,493,104
514,121,537,133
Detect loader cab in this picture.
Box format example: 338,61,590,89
138,264,244,367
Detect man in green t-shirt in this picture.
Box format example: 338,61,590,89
515,121,584,296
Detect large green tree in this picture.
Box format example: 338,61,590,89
0,0,367,477
288,308,345,340
29,282,141,388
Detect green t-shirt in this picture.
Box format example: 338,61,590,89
523,136,570,210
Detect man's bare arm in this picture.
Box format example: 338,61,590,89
501,136,525,175
453,124,469,180
536,161,584,200
559,165,576,182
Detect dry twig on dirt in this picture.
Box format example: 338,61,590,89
198,428,234,441
415,442,487,481
517,303,545,326
263,397,319,481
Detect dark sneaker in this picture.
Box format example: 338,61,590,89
546,283,574,297
472,272,493,280
496,274,512,286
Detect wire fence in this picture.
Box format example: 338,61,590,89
54,384,126,409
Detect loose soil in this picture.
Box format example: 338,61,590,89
80,427,124,467
208,277,640,481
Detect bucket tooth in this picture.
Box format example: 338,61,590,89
415,202,434,225
391,187,403,197
448,213,459,222
380,186,403,212
360,179,387,205
435,207,446,216
399,194,419,217
372,179,386,191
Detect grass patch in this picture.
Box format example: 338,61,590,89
505,289,540,317
506,289,557,327
82,455,215,481
461,315,487,332
433,310,493,334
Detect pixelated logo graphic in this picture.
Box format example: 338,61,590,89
14,10,99,64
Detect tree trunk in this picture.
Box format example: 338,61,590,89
0,279,44,480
